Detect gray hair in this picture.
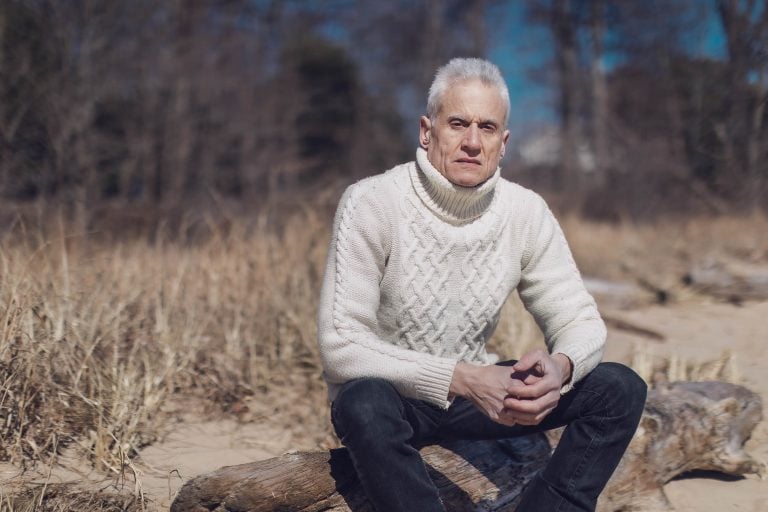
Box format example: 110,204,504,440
427,58,510,126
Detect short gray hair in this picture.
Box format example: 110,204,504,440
427,58,510,126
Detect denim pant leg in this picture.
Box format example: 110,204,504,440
331,378,447,512
435,362,646,512
517,362,647,512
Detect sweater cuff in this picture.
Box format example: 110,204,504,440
554,345,602,394
416,358,458,409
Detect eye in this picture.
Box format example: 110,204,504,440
449,119,465,128
480,123,497,133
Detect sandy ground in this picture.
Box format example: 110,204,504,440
601,299,768,512
3,297,767,510
133,297,768,511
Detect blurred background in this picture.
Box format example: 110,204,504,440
1,0,766,229
2,4,768,508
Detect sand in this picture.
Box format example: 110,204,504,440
602,300,768,512
3,298,767,510
131,298,768,510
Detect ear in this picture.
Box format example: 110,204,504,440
500,129,510,158
419,116,432,149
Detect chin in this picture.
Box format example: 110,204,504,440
446,164,491,187
447,171,487,188
451,177,483,187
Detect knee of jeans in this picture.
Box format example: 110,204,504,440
593,362,648,419
332,378,402,437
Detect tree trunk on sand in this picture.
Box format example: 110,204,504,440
683,262,768,303
171,381,764,512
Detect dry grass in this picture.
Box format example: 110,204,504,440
0,483,145,512
562,211,768,285
1,207,766,510
0,208,333,475
630,348,742,386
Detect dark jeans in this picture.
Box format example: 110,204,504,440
330,362,647,512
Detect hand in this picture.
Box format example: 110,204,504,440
501,350,572,426
450,362,525,426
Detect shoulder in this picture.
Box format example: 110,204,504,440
338,161,411,214
496,177,550,215
332,162,411,248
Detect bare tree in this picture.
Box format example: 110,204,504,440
589,0,609,186
556,0,582,191
716,0,768,209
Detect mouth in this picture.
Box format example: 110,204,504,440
455,158,482,165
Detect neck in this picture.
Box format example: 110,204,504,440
411,148,499,224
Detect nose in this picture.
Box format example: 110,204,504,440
462,124,481,153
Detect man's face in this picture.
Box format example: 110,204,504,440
420,79,510,187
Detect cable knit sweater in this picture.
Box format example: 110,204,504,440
317,148,606,409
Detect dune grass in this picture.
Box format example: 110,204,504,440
1,207,766,509
0,209,333,471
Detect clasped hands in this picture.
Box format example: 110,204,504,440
449,350,573,426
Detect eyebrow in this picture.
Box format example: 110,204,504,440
447,115,500,128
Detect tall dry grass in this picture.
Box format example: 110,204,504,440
0,208,333,476
562,212,768,284
1,206,766,509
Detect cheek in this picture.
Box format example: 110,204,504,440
438,141,454,158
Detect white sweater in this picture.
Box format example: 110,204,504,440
317,148,605,409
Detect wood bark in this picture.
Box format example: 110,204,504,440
683,262,768,302
716,0,768,207
589,0,609,186
550,0,581,193
171,381,763,512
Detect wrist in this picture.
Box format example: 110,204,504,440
553,353,573,385
449,362,474,398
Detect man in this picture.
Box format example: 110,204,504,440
317,58,646,512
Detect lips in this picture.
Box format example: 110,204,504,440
456,158,482,165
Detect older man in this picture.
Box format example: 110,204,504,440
317,58,646,512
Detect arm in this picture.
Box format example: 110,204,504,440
516,193,605,393
497,194,604,424
317,183,458,408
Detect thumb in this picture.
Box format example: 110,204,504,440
513,350,545,373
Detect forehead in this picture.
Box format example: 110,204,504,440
438,79,507,122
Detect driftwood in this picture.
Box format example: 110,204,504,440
601,314,666,341
596,381,763,511
583,277,658,308
683,261,768,302
171,382,764,512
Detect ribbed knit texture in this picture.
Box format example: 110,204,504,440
317,149,606,409
412,148,500,224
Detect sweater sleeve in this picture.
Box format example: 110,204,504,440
517,193,605,393
317,182,458,408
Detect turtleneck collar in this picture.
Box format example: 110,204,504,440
411,147,500,224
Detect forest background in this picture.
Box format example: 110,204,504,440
1,0,767,510
2,0,767,221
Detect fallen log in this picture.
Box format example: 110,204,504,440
171,381,763,512
602,314,666,341
682,261,768,302
582,277,656,308
597,381,763,511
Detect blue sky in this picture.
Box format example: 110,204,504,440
318,1,729,139
488,1,727,133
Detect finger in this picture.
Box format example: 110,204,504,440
510,369,541,384
512,404,557,426
505,376,532,395
507,375,559,400
504,391,560,414
496,411,518,427
503,397,541,415
512,349,546,373
506,398,557,422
